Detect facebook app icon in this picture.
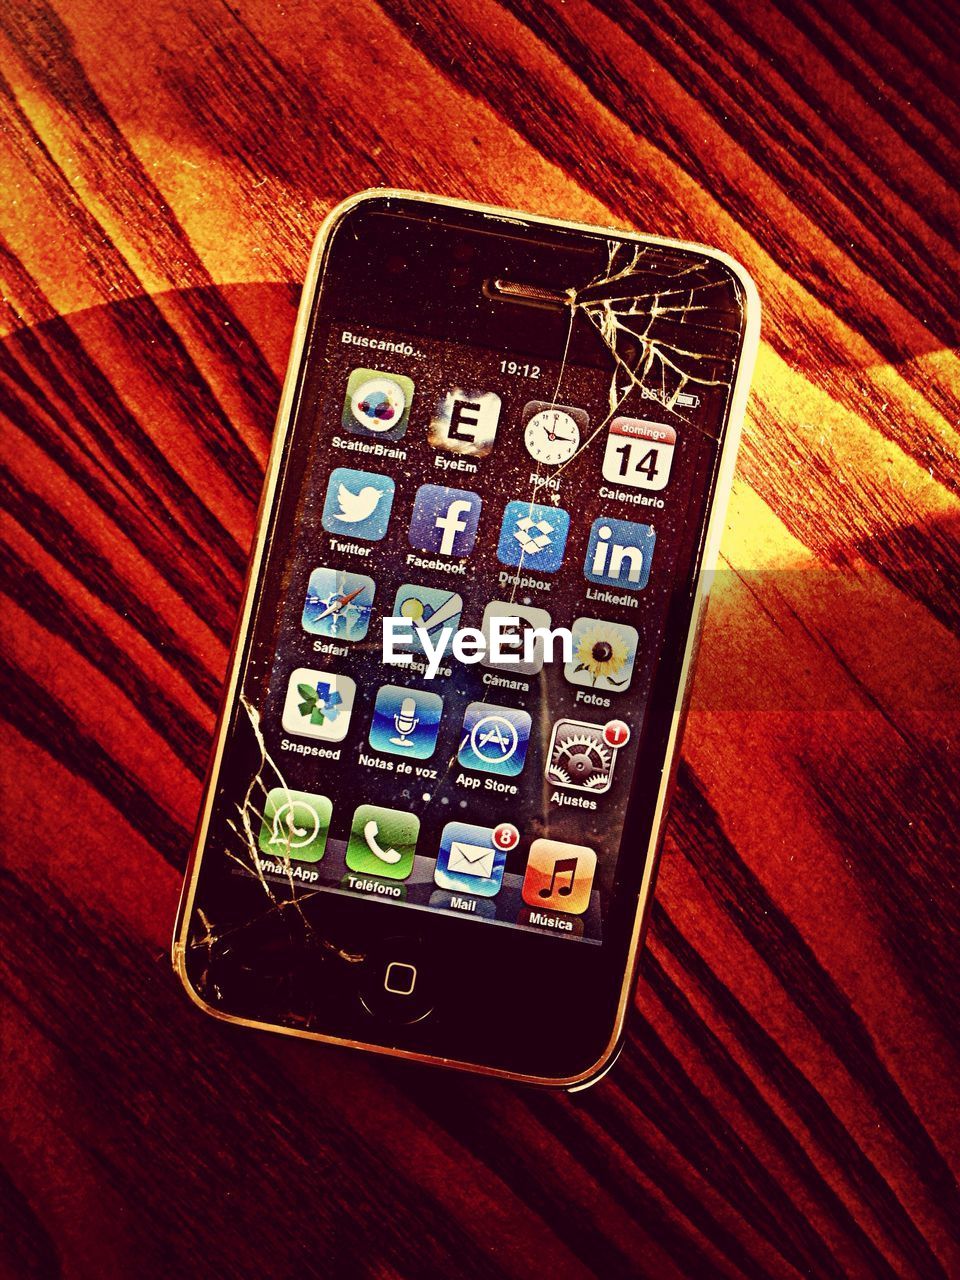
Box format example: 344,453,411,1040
408,484,482,558
583,517,656,591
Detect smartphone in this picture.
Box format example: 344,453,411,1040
172,191,759,1087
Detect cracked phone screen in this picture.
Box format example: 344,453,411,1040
176,198,748,1030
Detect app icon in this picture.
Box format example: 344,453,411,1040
321,467,395,541
257,788,332,863
429,388,501,457
458,702,531,776
602,418,676,491
545,718,622,793
408,484,482,558
522,839,596,915
369,685,443,759
435,822,508,897
521,402,589,466
345,804,420,880
565,617,639,692
496,500,569,573
391,584,463,657
301,567,375,641
480,601,553,676
341,368,414,440
583,517,656,591
282,669,356,742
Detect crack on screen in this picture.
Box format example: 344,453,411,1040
181,229,745,1025
184,694,365,1009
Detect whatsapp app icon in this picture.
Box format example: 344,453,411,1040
258,788,332,863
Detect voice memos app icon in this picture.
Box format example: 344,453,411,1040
368,685,443,760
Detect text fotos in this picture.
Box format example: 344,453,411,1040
383,615,573,679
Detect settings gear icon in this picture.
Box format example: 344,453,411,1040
545,719,620,793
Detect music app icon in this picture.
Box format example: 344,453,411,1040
521,840,596,916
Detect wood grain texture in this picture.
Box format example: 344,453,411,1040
1,1,958,1276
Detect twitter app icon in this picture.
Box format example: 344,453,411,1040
321,467,395,541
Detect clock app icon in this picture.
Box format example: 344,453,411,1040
521,401,589,466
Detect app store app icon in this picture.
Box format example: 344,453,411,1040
458,702,531,777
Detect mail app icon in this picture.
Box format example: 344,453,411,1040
448,841,496,879
435,822,509,898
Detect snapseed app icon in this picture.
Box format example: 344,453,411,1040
345,804,420,880
565,617,639,692
391,583,463,657
408,484,482,558
341,368,414,440
497,500,569,573
369,685,444,759
583,517,656,591
301,567,375,641
458,702,531,777
321,467,395,541
258,788,332,863
429,388,502,457
434,822,507,897
281,668,356,743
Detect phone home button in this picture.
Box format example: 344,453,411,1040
359,937,434,1025
384,961,417,996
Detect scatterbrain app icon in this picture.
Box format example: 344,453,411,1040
341,367,414,441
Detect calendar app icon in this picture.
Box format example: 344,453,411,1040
602,418,677,491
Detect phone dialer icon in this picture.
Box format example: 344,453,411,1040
345,804,420,880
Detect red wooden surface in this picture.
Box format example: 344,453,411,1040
1,1,958,1276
